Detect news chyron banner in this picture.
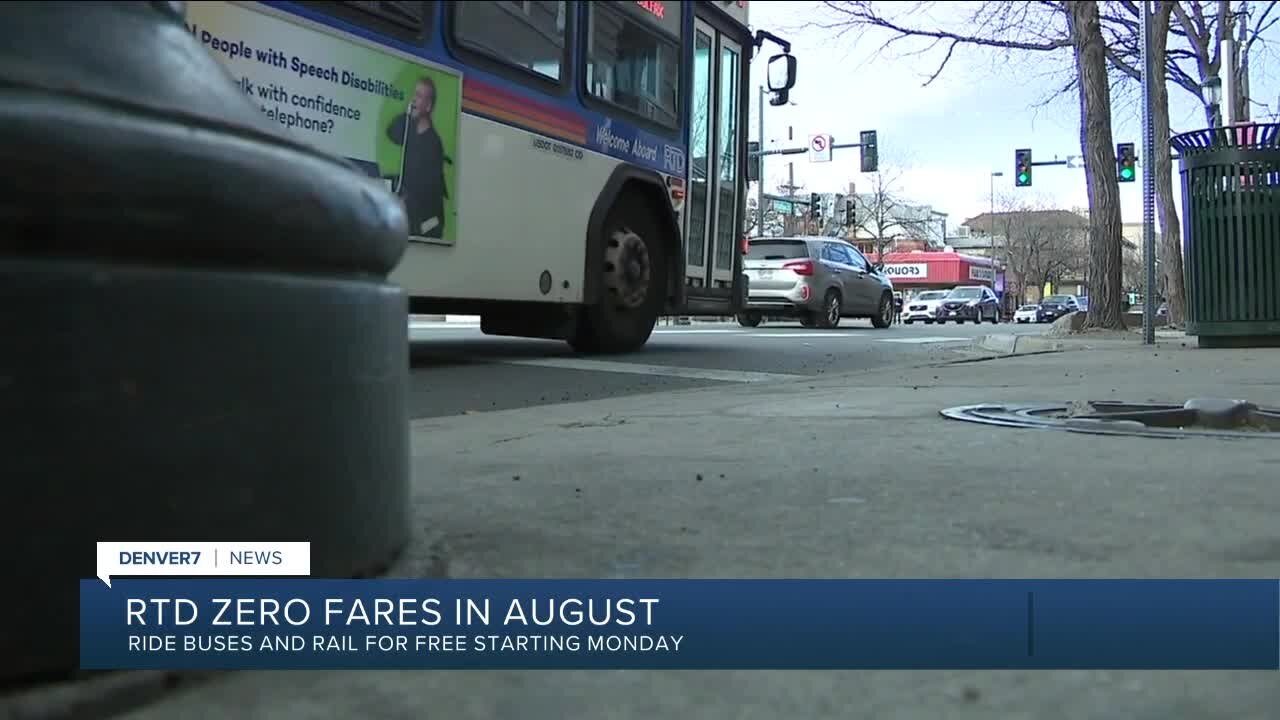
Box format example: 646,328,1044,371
82,544,1280,670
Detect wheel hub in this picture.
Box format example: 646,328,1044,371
604,229,651,309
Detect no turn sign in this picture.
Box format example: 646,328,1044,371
809,133,832,163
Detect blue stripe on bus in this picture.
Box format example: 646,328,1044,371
261,1,689,177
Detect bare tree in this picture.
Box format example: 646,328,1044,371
744,195,792,237
974,196,1089,305
1070,0,1127,328
1099,0,1278,328
1098,2,1185,326
849,164,935,259
813,1,1127,328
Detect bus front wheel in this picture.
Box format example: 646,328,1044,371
570,199,667,354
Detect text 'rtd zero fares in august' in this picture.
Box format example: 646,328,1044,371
81,542,1280,671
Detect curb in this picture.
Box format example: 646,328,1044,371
971,334,1065,356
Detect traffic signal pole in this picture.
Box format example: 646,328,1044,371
749,137,872,235
754,141,867,158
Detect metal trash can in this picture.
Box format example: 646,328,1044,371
1,1,411,680
1170,123,1280,348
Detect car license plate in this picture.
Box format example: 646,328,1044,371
757,270,773,279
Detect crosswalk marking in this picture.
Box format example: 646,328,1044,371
748,332,867,338
875,337,972,344
410,323,987,346
651,329,743,335
498,357,805,383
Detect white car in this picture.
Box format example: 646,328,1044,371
1013,304,1042,324
901,290,950,324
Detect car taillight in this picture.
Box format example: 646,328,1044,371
783,259,814,276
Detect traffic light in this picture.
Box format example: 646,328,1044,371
1116,142,1136,182
860,130,878,173
1014,148,1032,187
845,195,856,227
746,140,761,182
809,192,823,220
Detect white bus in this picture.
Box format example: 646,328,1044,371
186,1,796,352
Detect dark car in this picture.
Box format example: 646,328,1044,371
1039,294,1079,322
935,285,1000,324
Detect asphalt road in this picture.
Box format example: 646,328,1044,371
408,316,1049,419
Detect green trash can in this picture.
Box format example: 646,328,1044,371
1171,123,1280,348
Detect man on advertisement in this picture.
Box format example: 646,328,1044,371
387,76,449,240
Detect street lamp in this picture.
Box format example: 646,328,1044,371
1203,76,1223,128
754,85,798,235
989,171,1004,307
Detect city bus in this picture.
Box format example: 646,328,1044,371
184,1,796,353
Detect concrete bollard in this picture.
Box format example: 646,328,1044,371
0,0,412,680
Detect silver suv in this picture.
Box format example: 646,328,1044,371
737,237,896,329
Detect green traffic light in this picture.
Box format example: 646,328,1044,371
1121,168,1134,180
1017,173,1029,184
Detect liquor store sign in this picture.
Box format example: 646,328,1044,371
883,263,928,280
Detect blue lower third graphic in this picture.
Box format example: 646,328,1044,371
79,579,1280,670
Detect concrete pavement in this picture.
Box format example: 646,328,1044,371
408,318,1049,418
99,332,1280,720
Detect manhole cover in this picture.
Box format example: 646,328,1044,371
940,398,1280,439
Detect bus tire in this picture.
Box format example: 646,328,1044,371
570,198,667,354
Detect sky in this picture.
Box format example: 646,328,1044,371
745,0,1280,229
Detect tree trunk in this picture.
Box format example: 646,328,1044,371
1149,3,1186,327
1069,0,1125,329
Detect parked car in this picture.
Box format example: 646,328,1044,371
738,237,896,329
1013,304,1043,324
902,290,950,324
936,285,1001,324
1039,294,1079,322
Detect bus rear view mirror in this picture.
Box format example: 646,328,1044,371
767,53,796,93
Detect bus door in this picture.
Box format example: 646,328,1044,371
684,14,745,297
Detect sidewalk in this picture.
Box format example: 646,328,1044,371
38,335,1280,719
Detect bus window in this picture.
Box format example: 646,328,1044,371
452,1,567,82
297,1,431,44
585,2,679,128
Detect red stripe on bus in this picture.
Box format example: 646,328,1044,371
463,78,588,134
463,99,587,144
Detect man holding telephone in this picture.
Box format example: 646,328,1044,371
386,76,448,240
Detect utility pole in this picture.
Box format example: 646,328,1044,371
785,126,797,234
755,85,765,235
1141,0,1157,344
1222,36,1239,126
989,171,1003,302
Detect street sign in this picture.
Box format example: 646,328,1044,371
771,199,794,214
1065,155,1084,169
808,134,832,163
969,266,995,283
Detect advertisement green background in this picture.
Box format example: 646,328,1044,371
377,65,461,245
187,2,462,245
